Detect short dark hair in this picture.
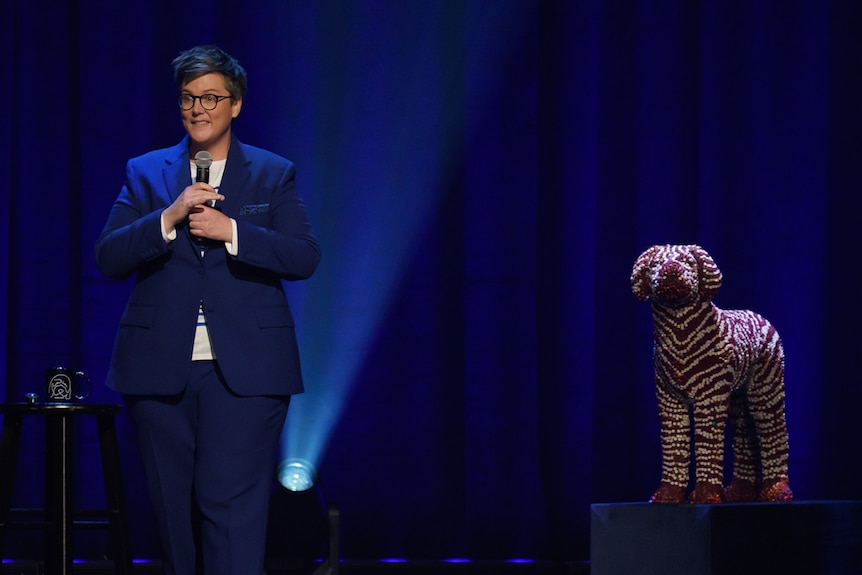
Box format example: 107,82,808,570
172,45,247,100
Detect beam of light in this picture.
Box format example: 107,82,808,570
280,161,443,474
277,57,466,479
275,1,534,488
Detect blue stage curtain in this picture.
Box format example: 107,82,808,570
2,0,861,563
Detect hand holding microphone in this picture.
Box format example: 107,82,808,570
162,151,225,235
189,150,231,243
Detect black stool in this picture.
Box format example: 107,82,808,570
0,403,133,574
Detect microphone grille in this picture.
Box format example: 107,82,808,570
194,150,213,168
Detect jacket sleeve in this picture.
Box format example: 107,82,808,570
232,161,321,281
94,159,173,280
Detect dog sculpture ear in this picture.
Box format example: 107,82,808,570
631,246,658,301
688,244,722,299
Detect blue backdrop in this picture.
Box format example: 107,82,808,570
2,0,861,564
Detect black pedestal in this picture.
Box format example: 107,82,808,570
591,501,862,575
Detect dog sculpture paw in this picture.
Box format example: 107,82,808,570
759,478,793,502
649,483,687,504
688,482,725,504
723,478,758,502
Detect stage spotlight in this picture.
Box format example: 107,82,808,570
266,460,339,575
277,458,317,492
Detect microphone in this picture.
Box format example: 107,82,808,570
194,150,212,183
193,151,215,251
194,151,216,208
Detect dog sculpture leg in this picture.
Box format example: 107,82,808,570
723,391,759,502
650,384,690,504
747,370,793,502
689,388,731,504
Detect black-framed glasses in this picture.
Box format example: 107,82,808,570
178,93,232,111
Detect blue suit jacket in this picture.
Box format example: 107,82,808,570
95,134,320,397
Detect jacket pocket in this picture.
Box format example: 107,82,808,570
120,305,154,328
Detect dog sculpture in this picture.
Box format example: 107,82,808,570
631,244,793,504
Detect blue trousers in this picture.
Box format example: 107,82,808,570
126,361,290,575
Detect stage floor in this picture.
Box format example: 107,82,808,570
1,559,592,575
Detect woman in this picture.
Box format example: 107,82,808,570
95,45,320,575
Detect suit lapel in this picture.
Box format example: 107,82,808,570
163,136,191,204
159,137,202,257
219,135,251,217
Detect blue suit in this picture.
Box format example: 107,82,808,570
95,134,320,575
96,133,319,396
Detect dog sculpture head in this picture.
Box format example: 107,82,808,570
631,244,723,307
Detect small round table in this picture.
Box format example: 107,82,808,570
0,402,133,575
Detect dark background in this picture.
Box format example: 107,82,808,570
2,0,862,565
